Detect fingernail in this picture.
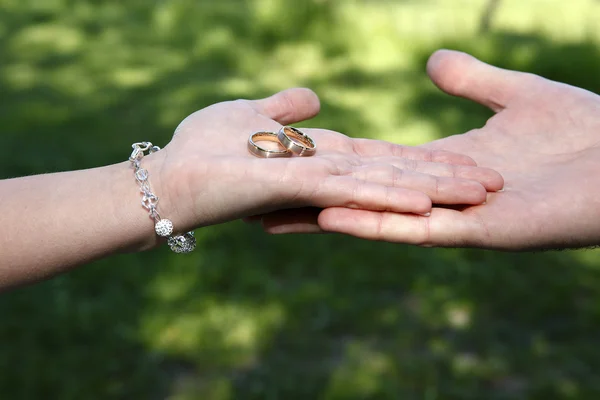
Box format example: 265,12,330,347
421,212,431,217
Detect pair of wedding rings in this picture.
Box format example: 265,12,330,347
248,126,317,158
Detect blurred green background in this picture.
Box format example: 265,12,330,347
2,0,600,399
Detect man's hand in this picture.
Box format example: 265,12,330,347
313,50,600,250
261,51,600,250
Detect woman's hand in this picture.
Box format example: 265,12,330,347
152,88,504,233
0,86,502,288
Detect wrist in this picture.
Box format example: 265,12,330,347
142,147,195,234
112,143,197,254
107,160,162,252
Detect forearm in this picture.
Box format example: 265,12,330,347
0,157,165,289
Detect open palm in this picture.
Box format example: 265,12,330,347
316,50,600,250
157,87,502,233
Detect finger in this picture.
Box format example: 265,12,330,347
427,49,540,112
317,207,481,247
295,128,478,168
351,164,488,205
261,208,324,234
303,175,433,215
250,88,321,125
362,156,504,191
350,138,478,166
260,172,482,233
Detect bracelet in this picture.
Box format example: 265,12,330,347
129,142,196,254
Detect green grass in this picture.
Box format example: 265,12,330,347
2,0,600,399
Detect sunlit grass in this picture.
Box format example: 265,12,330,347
141,299,285,367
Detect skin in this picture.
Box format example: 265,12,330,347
264,51,600,251
0,88,502,289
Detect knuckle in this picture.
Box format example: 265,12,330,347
374,213,385,239
415,216,433,247
433,176,441,196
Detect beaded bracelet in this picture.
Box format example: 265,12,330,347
129,142,196,253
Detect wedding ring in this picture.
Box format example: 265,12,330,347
248,131,292,158
277,126,317,157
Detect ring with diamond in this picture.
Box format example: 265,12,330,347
277,126,316,157
248,131,292,158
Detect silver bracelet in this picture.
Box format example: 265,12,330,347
129,142,196,253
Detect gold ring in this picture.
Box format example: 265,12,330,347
248,131,292,158
277,126,317,157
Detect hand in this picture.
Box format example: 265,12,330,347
149,88,503,233
312,50,600,250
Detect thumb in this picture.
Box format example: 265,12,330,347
250,88,321,125
427,49,535,112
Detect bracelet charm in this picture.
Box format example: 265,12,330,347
155,219,174,237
